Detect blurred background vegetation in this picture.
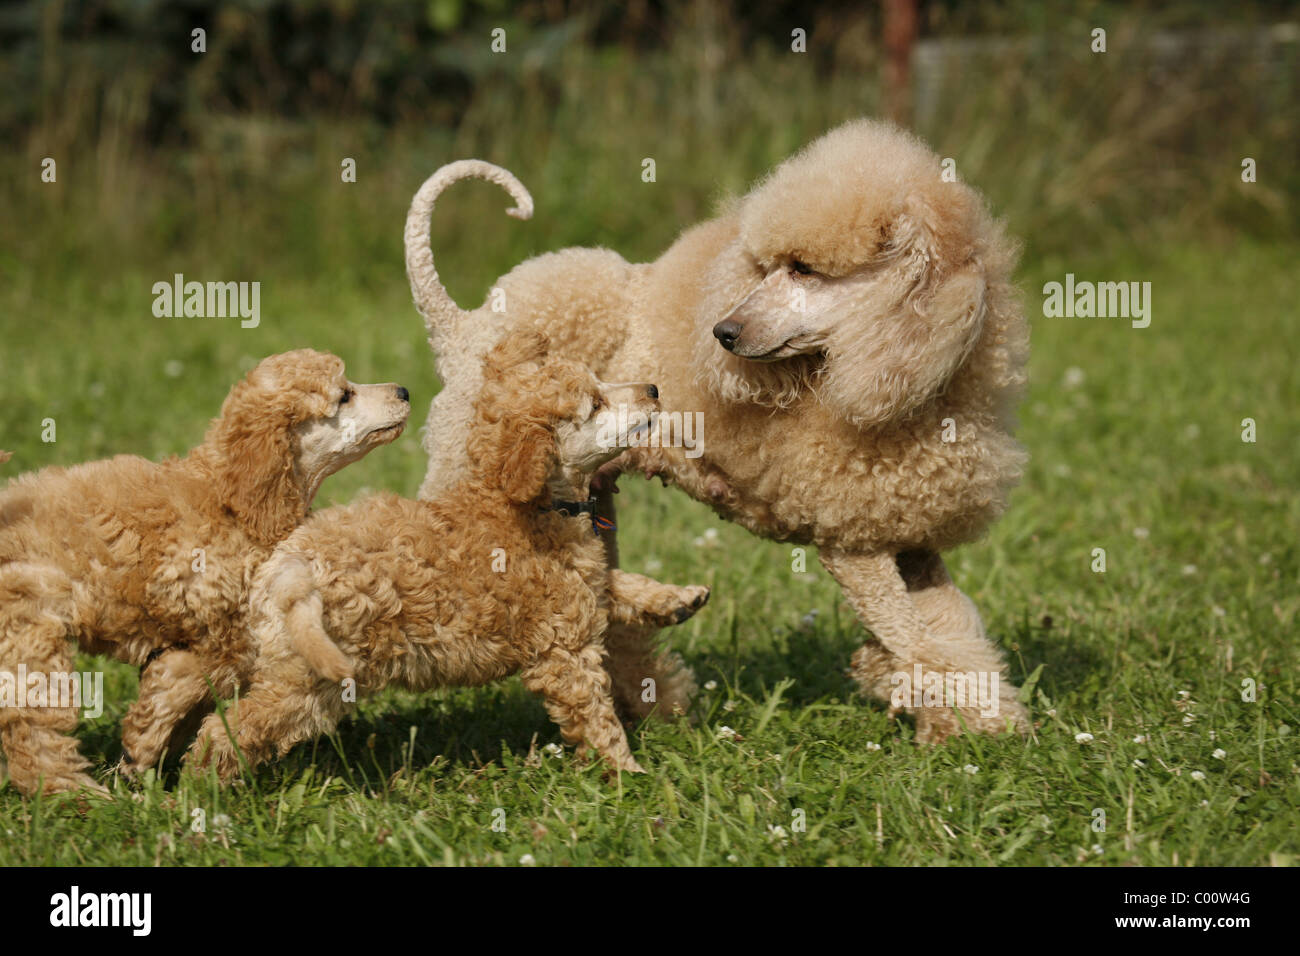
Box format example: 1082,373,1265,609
2,4,1298,862
0,0,1296,473
4,0,1296,287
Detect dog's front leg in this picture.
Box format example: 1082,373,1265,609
607,569,710,629
819,548,1028,742
520,642,644,774
592,486,698,721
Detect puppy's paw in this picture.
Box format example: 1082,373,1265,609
913,700,1030,744
671,585,711,623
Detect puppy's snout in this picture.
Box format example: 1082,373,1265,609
713,319,742,351
395,386,410,403
646,384,659,400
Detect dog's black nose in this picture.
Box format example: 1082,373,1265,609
646,384,659,400
713,319,742,350
396,386,410,402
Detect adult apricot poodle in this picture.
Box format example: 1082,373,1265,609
405,119,1030,741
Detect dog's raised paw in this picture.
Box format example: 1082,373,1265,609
671,586,711,623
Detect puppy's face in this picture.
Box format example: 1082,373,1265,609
553,377,660,475
293,370,410,494
711,257,880,362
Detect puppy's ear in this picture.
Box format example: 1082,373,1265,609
498,420,554,502
211,382,303,540
470,416,553,503
206,355,334,541
486,329,551,374
822,196,990,427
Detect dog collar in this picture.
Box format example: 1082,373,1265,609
544,500,615,533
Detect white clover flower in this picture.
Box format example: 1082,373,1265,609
1092,844,1104,856
1133,734,1149,744
1177,690,1191,699
716,726,738,740
1062,367,1086,388
727,854,739,863
1075,732,1094,744
1133,527,1150,540
1183,715,1196,725
519,854,536,866
723,700,737,712
703,680,718,691
1181,564,1197,576
645,558,663,573
963,764,979,775
865,742,882,752
544,743,563,758
692,536,706,548
1047,708,1057,718
1212,748,1226,760
1190,770,1206,781
1200,800,1210,808
1212,606,1226,617
704,528,718,541
767,825,789,843
1259,553,1272,565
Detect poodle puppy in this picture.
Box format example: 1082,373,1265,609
186,332,708,780
405,119,1030,741
0,351,410,795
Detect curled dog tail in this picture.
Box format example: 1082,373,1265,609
404,160,534,346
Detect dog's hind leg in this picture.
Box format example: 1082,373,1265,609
819,548,1028,742
120,648,220,775
0,563,105,796
186,659,345,782
592,488,698,721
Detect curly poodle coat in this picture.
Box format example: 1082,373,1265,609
0,351,409,795
406,119,1030,741
187,333,707,780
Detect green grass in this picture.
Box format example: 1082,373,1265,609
0,226,1295,865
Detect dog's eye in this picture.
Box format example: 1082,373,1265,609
591,396,604,414
338,389,353,405
790,260,815,276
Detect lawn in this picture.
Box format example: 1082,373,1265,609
0,214,1295,865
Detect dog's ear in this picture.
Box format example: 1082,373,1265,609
821,195,990,427
470,415,553,503
486,329,550,375
211,387,303,541
497,419,554,502
206,352,340,541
